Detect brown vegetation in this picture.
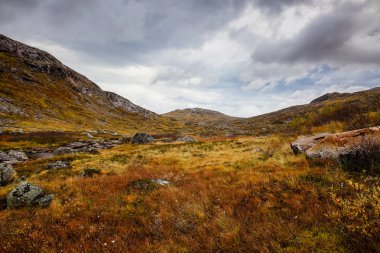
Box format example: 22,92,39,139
1,136,379,252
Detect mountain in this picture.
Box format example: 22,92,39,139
235,88,380,135
0,34,180,133
162,108,239,136
163,108,237,122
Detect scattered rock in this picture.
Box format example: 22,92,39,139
131,132,155,144
68,142,88,149
47,160,70,170
0,163,16,186
7,182,53,208
176,136,197,143
152,179,170,186
7,150,28,162
0,150,10,162
54,147,75,155
80,168,101,177
126,178,169,193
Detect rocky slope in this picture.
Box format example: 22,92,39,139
0,34,178,133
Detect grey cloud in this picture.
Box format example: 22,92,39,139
0,0,249,64
252,1,380,65
252,0,314,14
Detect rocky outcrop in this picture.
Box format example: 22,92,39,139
105,91,157,119
131,132,155,144
291,127,380,164
7,182,54,208
0,163,16,186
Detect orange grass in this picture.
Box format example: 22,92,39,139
0,136,378,252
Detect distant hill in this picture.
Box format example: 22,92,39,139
164,108,237,122
0,34,180,133
234,88,380,135
0,34,379,136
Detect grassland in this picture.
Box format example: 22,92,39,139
1,136,379,252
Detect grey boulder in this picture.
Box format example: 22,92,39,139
131,132,155,144
0,163,16,186
7,150,28,162
7,182,53,208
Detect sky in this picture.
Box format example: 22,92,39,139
1,0,380,117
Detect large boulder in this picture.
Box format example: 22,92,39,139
7,150,28,162
7,182,54,208
0,163,16,186
291,126,380,164
131,132,155,144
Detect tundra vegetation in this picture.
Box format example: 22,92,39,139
0,133,379,252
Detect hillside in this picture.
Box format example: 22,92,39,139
235,88,380,135
162,88,380,137
0,34,180,134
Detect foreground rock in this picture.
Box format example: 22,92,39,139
7,182,54,208
131,132,155,144
176,136,197,143
0,163,16,186
291,126,380,170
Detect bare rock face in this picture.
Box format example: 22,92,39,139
105,92,157,119
0,163,16,186
291,126,380,166
7,182,54,208
131,132,155,144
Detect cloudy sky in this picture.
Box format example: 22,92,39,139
1,0,380,117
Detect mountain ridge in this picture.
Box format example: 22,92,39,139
0,34,178,133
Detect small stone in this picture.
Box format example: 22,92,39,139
54,147,75,155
